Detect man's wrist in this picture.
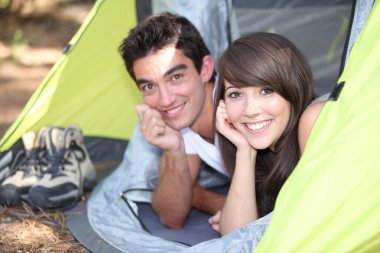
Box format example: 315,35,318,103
163,134,185,153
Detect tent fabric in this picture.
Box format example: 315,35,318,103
152,0,231,66
229,0,353,96
145,0,353,96
134,201,220,246
65,204,124,253
343,0,374,67
178,213,272,253
254,1,380,252
0,0,142,154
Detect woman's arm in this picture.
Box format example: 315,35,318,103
219,146,258,235
298,102,325,153
215,100,258,235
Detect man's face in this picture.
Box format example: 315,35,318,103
133,46,208,130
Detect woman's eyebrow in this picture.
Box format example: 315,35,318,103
225,86,236,92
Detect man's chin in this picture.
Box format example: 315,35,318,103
165,120,187,131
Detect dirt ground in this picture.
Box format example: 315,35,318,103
0,0,95,252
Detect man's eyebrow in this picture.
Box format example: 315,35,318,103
136,79,150,86
135,64,187,85
164,64,187,77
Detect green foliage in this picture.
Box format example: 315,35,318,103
58,0,76,6
58,0,93,7
9,29,28,47
0,0,10,9
8,29,28,64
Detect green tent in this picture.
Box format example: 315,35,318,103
256,1,380,252
0,0,141,159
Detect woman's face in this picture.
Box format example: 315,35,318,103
224,81,291,151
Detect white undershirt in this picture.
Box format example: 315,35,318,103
181,127,228,176
180,79,229,177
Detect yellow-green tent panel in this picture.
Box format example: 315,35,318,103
0,0,142,152
256,1,380,252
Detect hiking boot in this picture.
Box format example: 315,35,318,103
0,129,47,206
0,140,25,184
28,125,96,210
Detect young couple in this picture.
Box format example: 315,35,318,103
119,12,325,235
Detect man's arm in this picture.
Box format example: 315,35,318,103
153,149,226,228
136,104,225,228
152,150,200,228
192,184,226,214
135,104,195,228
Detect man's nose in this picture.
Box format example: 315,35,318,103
159,85,175,106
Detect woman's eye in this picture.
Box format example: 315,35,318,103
261,88,274,95
227,91,241,99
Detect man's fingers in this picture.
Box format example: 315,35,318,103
135,104,148,121
136,106,167,143
151,123,166,137
136,104,163,120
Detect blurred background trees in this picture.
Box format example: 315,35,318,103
0,0,94,137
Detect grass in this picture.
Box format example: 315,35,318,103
0,202,90,252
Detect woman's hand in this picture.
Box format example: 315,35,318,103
216,100,250,149
209,210,222,232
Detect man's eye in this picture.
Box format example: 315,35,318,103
261,88,274,95
172,74,183,81
141,84,155,91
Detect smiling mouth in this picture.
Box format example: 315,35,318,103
166,106,181,114
245,120,271,132
161,104,184,118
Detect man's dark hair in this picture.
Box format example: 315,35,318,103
119,12,215,83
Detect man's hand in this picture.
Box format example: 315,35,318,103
135,104,182,151
135,104,194,228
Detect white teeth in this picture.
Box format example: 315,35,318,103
246,120,270,131
166,106,181,114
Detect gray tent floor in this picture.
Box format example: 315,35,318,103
65,203,124,253
65,166,124,253
64,165,226,252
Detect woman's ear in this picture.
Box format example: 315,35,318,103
200,55,215,83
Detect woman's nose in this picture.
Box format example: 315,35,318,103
244,97,261,117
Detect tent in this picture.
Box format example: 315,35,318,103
0,0,353,162
3,0,379,252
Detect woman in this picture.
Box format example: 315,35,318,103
211,32,325,235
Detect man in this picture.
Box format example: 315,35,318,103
119,12,229,228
